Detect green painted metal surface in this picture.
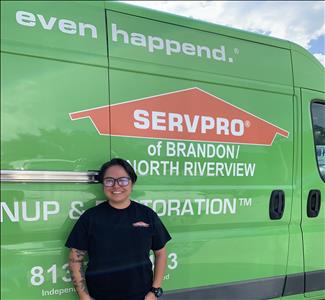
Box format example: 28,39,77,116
1,1,324,299
301,90,325,299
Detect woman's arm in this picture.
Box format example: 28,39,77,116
68,248,92,300
145,246,167,300
152,246,167,288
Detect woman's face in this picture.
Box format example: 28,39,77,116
103,165,133,208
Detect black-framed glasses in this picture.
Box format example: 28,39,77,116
103,177,131,187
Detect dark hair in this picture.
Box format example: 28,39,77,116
98,158,137,184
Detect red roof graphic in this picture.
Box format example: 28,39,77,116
69,88,289,146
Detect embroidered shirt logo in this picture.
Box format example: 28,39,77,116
133,221,150,227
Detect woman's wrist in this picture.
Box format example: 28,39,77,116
80,296,93,300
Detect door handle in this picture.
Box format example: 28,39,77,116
269,190,285,220
307,190,321,218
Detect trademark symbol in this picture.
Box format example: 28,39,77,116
245,120,251,128
234,48,240,54
239,198,252,207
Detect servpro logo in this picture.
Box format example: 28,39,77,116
69,88,289,145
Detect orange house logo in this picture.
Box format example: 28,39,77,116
69,88,289,145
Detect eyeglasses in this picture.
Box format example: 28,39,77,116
103,177,131,187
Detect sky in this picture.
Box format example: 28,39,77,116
122,1,325,66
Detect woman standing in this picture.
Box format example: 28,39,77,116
66,158,172,300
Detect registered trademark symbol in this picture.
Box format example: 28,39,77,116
234,48,240,54
245,120,251,127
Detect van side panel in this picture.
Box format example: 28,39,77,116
106,10,293,87
1,1,110,299
290,43,325,91
106,11,294,298
1,183,103,299
1,1,324,299
282,90,305,297
1,1,107,66
301,89,325,298
0,52,109,171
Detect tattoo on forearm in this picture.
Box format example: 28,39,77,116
69,258,83,263
69,249,86,264
75,249,87,259
69,265,89,295
69,249,90,296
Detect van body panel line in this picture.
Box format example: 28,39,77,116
305,269,325,293
163,270,325,300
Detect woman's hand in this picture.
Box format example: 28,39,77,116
79,296,93,300
144,291,156,300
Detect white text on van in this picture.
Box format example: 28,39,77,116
134,109,245,136
111,23,235,63
16,10,98,38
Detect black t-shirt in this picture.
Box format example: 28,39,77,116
65,200,171,300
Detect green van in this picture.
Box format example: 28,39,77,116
1,1,324,299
